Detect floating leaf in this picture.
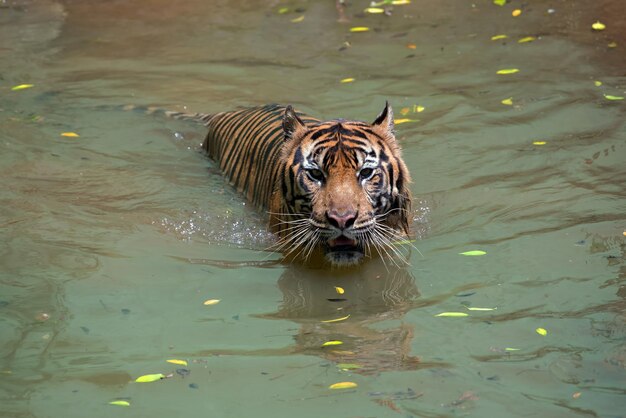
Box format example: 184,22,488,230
491,34,508,41
533,141,547,145
109,400,130,407
135,373,164,383
467,307,496,311
518,36,536,43
61,132,79,137
322,340,343,347
203,299,220,306
594,80,602,87
493,0,506,5
340,78,355,83
392,0,411,4
365,7,385,14
501,97,513,105
166,359,188,366
512,9,522,17
497,68,519,75
415,105,425,112
334,286,345,294
329,381,358,389
337,363,362,370
435,312,469,317
592,21,606,31
291,15,304,23
277,7,289,14
350,27,370,32
604,94,624,101
536,327,548,336
11,84,34,91
459,250,486,256
572,392,582,399
395,118,418,124
504,347,520,351
321,314,350,323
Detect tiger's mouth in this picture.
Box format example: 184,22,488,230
325,235,364,267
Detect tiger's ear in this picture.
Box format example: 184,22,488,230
372,101,394,136
283,105,307,140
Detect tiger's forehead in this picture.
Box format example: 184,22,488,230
300,120,384,166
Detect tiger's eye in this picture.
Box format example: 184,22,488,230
359,167,374,180
307,168,324,182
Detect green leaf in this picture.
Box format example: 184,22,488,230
336,363,362,370
493,0,506,5
135,373,164,383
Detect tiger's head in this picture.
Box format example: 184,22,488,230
270,103,412,267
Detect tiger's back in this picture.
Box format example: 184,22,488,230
203,104,318,210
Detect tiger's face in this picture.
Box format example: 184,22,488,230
271,103,412,267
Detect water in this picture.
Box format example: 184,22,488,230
1,0,625,416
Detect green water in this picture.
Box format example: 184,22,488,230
1,1,625,417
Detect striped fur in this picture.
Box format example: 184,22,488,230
202,103,412,267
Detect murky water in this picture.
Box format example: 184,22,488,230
1,0,625,416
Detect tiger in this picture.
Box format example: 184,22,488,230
201,103,412,267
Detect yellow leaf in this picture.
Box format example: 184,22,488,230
536,327,547,336
607,41,617,48
340,78,355,83
592,21,606,31
321,314,350,323
604,94,624,101
572,392,582,399
11,84,34,91
406,43,417,49
392,0,411,4
322,340,343,347
329,381,358,389
594,80,602,87
350,27,370,32
109,400,130,407
203,299,220,306
166,359,188,366
512,9,522,17
415,105,425,112
364,7,385,14
491,34,508,41
330,350,354,355
497,68,519,75
533,141,547,145
277,7,289,14
135,373,165,383
291,15,304,23
61,132,80,137
334,286,345,294
460,250,486,256
501,97,513,105
435,312,469,317
518,36,536,43
493,0,506,5
395,118,417,124
467,307,496,311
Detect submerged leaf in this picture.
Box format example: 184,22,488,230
504,347,520,351
395,118,418,124
291,15,305,23
435,312,469,317
604,94,624,101
533,141,547,145
350,27,370,32
135,373,164,383
277,7,289,14
337,363,362,370
329,381,358,389
340,78,355,83
594,80,603,87
467,307,496,311
459,250,486,256
166,359,188,366
365,7,385,14
512,9,522,17
493,0,506,5
491,34,508,41
61,132,80,137
501,97,513,105
203,299,220,306
497,68,519,75
518,36,536,43
321,314,350,323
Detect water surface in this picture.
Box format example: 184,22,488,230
1,0,625,417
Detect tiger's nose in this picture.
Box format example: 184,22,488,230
326,209,357,230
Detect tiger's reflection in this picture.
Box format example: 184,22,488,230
262,259,429,375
